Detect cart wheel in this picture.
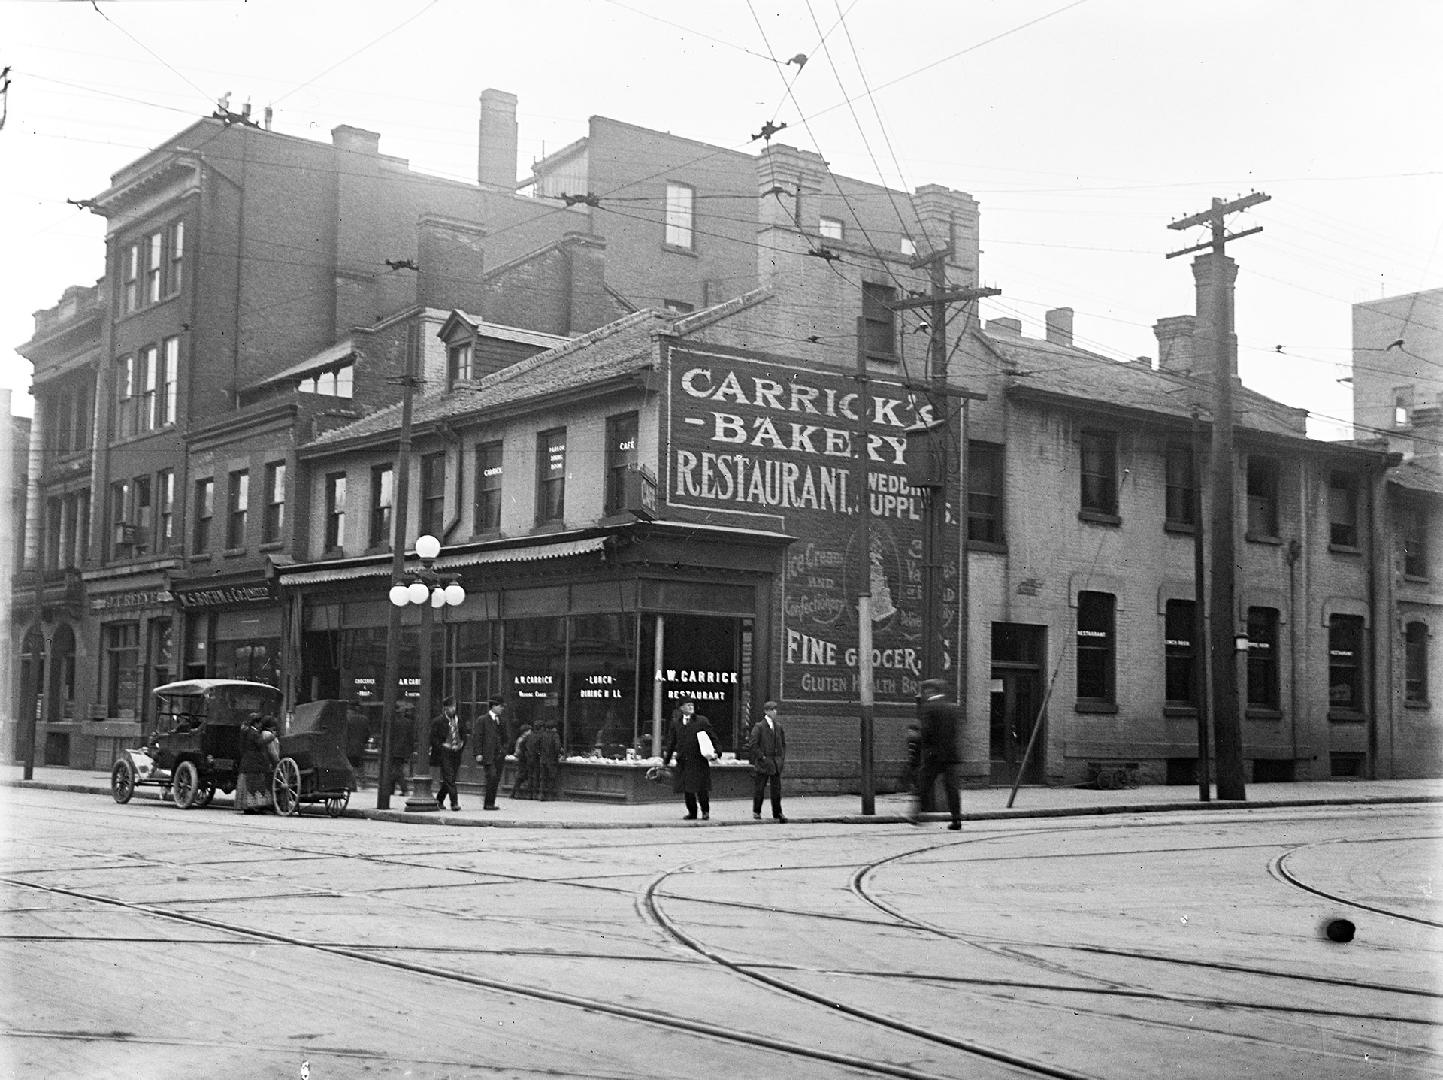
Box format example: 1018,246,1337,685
197,784,216,808
172,760,200,809
325,790,350,818
273,757,302,816
110,759,136,804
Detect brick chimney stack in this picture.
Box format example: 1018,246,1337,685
1153,315,1197,373
1192,252,1239,379
756,144,827,231
478,89,518,192
1044,307,1074,346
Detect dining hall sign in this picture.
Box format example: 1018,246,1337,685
666,345,960,705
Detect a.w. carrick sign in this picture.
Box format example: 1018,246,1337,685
666,345,959,705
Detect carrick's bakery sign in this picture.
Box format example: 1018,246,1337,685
666,346,959,704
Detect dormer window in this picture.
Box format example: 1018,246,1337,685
448,341,473,384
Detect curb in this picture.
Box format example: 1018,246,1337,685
7,777,1439,827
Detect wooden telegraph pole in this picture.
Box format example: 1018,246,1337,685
1167,192,1270,802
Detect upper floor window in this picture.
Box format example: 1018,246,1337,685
448,341,473,384
1164,599,1198,709
139,344,158,431
157,469,174,551
1394,385,1414,427
419,452,446,538
119,218,185,315
133,476,152,556
44,497,62,571
324,473,346,552
967,441,1004,545
537,428,566,524
861,282,897,359
1076,591,1116,708
122,243,140,313
262,462,285,544
146,231,163,304
1246,607,1280,712
169,220,185,294
474,441,503,533
1328,470,1360,549
158,336,178,427
819,216,844,241
1164,443,1196,528
665,182,695,250
109,479,131,559
1079,430,1118,518
1327,614,1365,714
114,354,137,439
45,380,93,456
899,236,917,256
1404,622,1429,705
604,412,639,515
193,477,214,554
1246,455,1280,538
1403,506,1429,579
226,470,249,549
370,464,393,548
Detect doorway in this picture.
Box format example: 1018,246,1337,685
990,623,1046,785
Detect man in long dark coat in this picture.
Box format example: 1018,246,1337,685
913,677,962,829
473,698,507,810
662,697,714,820
748,699,787,823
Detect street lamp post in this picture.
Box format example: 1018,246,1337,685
387,533,465,811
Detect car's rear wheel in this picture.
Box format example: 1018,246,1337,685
172,760,200,809
110,759,135,804
273,757,302,816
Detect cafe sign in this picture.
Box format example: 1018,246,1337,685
666,345,959,705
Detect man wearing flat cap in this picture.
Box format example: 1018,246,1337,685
914,678,962,830
429,695,469,811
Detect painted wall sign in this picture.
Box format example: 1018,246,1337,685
90,589,173,611
667,346,959,704
173,583,274,609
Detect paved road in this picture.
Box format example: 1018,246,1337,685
2,786,1439,1079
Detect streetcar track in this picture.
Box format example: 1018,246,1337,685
1,875,975,1079
641,848,1104,1080
1272,844,1443,927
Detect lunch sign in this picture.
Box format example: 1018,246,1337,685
666,346,959,705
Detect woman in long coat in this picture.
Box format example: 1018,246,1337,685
661,698,715,820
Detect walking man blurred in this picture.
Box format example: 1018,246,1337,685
913,678,962,830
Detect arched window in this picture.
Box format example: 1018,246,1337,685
1405,622,1429,705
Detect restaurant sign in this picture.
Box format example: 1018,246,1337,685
667,346,959,704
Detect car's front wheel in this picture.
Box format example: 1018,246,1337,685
110,759,136,804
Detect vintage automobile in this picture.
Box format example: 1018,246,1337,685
111,679,283,809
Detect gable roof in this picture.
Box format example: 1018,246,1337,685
303,309,675,453
980,330,1309,439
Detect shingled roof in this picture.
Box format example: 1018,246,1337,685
980,330,1309,439
305,308,676,452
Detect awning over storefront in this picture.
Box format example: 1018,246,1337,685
437,536,605,568
275,536,607,587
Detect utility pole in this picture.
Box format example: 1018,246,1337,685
890,253,996,683
853,319,875,815
1167,192,1269,802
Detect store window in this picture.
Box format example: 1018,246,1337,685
370,464,393,548
1328,614,1365,715
1405,622,1429,705
1075,591,1115,708
967,441,1004,545
474,441,503,533
419,452,446,538
1079,430,1118,518
105,622,141,717
1164,443,1196,528
505,616,567,739
568,613,638,757
537,428,566,524
1246,607,1280,712
1328,470,1360,549
604,412,639,515
1246,455,1279,538
1163,599,1196,708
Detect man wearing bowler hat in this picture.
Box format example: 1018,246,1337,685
913,678,962,830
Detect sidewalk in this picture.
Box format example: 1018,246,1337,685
5,764,1441,828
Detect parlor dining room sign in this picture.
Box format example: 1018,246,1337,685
664,344,959,705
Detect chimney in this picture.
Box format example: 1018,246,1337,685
1044,307,1073,346
1192,252,1239,378
913,184,981,284
478,89,518,191
1153,315,1197,373
417,215,487,312
756,143,826,230
564,232,611,334
331,125,381,155
985,317,1022,335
